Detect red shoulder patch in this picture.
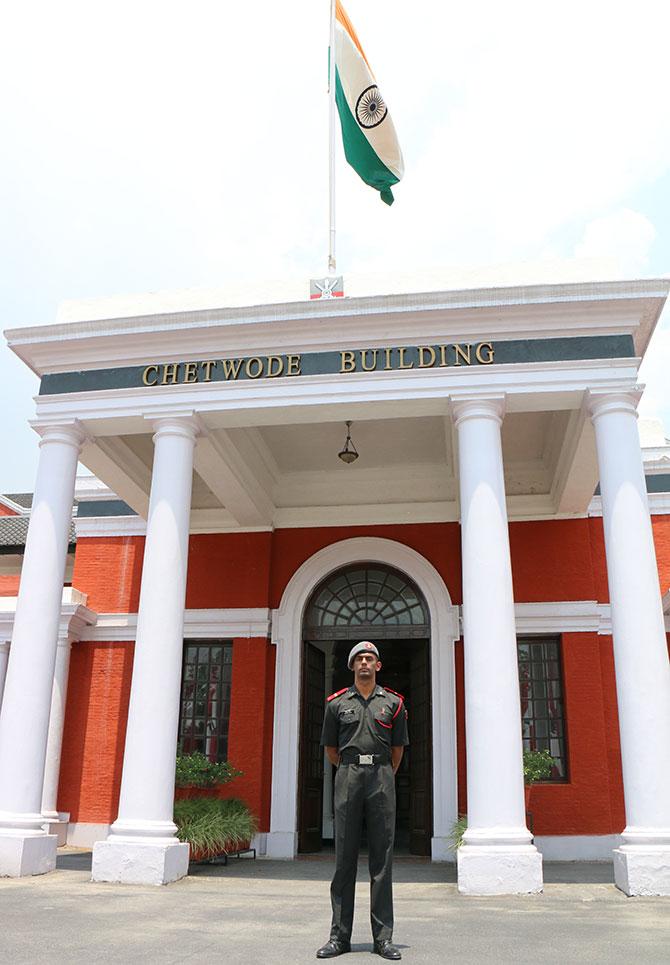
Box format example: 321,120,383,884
384,686,405,701
327,687,348,702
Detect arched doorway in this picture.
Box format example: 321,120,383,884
298,563,433,856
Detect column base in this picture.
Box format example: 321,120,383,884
457,845,543,895
264,831,297,859
0,832,57,877
92,839,190,886
431,836,456,862
613,848,670,896
42,812,70,847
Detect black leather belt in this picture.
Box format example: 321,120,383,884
339,751,390,765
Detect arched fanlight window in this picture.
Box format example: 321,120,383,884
303,564,429,640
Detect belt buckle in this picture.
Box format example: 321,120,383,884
358,754,374,765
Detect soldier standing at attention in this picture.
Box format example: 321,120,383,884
316,641,409,961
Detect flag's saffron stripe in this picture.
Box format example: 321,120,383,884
335,0,372,72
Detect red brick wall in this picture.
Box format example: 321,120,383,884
269,523,463,607
219,637,275,829
58,642,134,823
58,515,670,837
0,503,19,516
186,533,272,609
0,575,21,596
529,633,621,835
71,537,145,613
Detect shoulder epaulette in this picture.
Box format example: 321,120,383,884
327,687,348,702
384,686,405,702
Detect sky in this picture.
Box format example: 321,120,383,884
1,0,669,492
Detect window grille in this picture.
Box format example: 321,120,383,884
303,564,430,640
517,636,567,780
178,640,233,763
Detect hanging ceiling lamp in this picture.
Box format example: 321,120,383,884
338,421,359,464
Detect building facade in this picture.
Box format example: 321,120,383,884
0,277,669,895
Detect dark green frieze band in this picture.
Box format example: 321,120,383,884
39,333,636,396
77,499,137,517
594,473,670,497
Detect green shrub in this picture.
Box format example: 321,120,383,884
449,814,467,851
175,752,242,788
523,749,555,784
174,797,258,859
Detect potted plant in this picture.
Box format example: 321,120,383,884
175,751,242,799
174,797,258,862
523,748,554,808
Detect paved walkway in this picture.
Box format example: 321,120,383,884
0,851,668,964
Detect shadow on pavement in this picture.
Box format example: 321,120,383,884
56,851,93,871
55,848,613,887
542,861,614,884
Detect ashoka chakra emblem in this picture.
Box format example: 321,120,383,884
355,85,388,129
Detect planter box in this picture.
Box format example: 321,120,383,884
189,840,251,862
175,785,220,800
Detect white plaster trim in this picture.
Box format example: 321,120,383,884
74,475,119,501
513,601,612,635
74,516,147,537
7,277,668,375
266,537,460,860
0,588,96,644
589,493,670,516
80,608,271,642
0,495,30,516
534,834,620,861
66,823,112,849
32,358,641,432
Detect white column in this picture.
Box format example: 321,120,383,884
453,398,542,895
0,641,9,707
92,416,197,885
41,634,73,841
589,391,670,896
0,423,83,877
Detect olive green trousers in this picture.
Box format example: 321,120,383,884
329,761,396,943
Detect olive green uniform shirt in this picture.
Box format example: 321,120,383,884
320,685,409,754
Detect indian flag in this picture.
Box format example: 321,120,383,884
334,1,404,205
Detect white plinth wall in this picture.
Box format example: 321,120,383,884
92,417,197,885
0,424,83,876
454,398,543,895
590,392,670,896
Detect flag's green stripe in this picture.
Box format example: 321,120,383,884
335,68,399,205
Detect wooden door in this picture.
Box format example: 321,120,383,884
298,642,325,853
409,641,432,856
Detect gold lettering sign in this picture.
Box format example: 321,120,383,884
140,343,496,387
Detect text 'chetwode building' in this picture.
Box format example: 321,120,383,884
1,277,669,895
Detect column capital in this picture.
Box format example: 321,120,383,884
587,389,641,423
33,421,87,452
451,396,505,428
146,413,200,444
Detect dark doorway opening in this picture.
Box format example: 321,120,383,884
297,564,433,857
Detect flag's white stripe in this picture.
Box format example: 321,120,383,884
335,20,403,180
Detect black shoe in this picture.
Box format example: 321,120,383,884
373,940,402,960
316,939,351,958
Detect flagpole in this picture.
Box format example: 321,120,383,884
328,0,337,274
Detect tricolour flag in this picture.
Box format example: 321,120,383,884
334,1,404,205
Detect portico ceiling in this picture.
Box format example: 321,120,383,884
81,407,585,529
